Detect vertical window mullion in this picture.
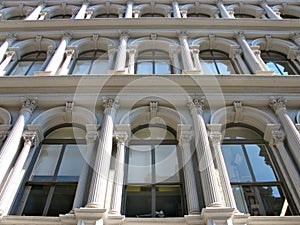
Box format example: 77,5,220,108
151,145,156,217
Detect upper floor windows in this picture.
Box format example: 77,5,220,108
261,51,298,75
200,50,236,75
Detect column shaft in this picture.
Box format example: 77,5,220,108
0,132,35,216
0,51,14,74
188,99,223,207
25,5,43,20
261,2,282,19
172,1,181,18
0,37,15,64
125,1,133,18
127,48,136,74
179,34,194,71
0,98,37,186
45,36,70,75
75,3,88,19
191,47,202,72
217,1,232,18
58,49,74,75
114,34,129,71
87,99,119,209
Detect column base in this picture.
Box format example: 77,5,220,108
105,212,125,225
74,207,107,225
201,206,235,225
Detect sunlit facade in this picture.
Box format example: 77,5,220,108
0,0,299,225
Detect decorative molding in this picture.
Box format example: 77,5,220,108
233,101,243,123
269,97,287,113
65,101,74,123
103,97,119,113
20,97,38,114
150,101,158,119
187,98,205,115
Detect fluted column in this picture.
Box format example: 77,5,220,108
187,98,223,207
172,1,181,18
178,33,195,71
0,98,37,186
170,46,182,74
216,0,233,18
75,2,89,19
0,131,36,216
208,124,237,209
114,33,129,72
73,125,98,209
261,1,282,19
0,35,16,64
110,127,129,214
125,1,133,18
235,33,268,74
107,46,116,71
45,35,71,75
178,126,200,214
87,98,119,209
269,98,300,170
58,49,75,75
190,45,202,73
266,128,300,211
25,4,44,20
0,50,15,75
127,46,136,74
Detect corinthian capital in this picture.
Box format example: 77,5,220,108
269,97,287,113
187,98,205,115
103,97,119,113
21,97,38,113
269,130,285,147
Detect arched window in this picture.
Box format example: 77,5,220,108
7,15,26,20
95,13,119,18
234,13,255,18
187,13,210,18
280,14,299,19
10,51,47,76
51,14,72,19
261,51,298,75
124,125,184,217
141,13,165,17
136,50,173,74
70,49,108,75
19,126,86,216
222,126,291,216
199,50,236,75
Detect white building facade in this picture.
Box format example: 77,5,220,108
0,0,299,224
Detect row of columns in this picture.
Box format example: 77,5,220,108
21,1,284,21
0,97,299,218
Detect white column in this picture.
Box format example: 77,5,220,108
178,33,195,71
75,2,89,19
107,46,116,72
170,46,181,74
45,35,71,75
114,33,129,72
232,48,251,74
181,10,187,18
172,1,181,18
109,129,129,214
208,125,237,209
235,33,268,74
73,126,98,209
261,1,282,19
266,129,300,211
187,98,223,207
125,1,133,18
178,127,200,214
85,9,94,19
127,46,136,74
87,98,119,209
0,131,36,216
0,50,15,75
0,98,37,187
216,0,233,18
269,98,300,170
25,4,44,20
38,10,48,20
0,36,16,64
190,45,202,72
58,49,75,75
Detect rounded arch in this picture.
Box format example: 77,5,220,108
12,38,56,58
273,4,300,19
134,3,172,17
90,3,125,17
31,105,97,134
0,107,11,125
0,5,33,20
210,105,278,133
119,105,188,134
227,4,264,18
71,37,116,55
192,37,240,55
44,4,78,19
252,37,299,57
181,3,218,18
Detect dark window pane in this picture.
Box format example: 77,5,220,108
154,61,171,74
47,185,77,216
259,186,285,216
232,185,249,214
242,186,261,216
126,186,152,217
22,185,50,216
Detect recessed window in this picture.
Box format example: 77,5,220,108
70,50,108,75
280,14,299,19
222,126,291,216
141,13,165,17
261,51,298,75
95,13,119,18
187,13,210,18
10,51,47,76
234,13,255,18
51,14,72,19
19,126,86,216
200,50,236,75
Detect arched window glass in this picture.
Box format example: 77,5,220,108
141,13,164,17
200,50,236,75
234,13,255,18
222,126,290,216
136,50,172,74
51,14,72,19
124,125,184,217
71,50,108,75
261,51,297,75
95,13,119,18
10,51,47,76
20,126,86,216
187,13,210,18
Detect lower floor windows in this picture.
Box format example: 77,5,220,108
125,185,183,218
